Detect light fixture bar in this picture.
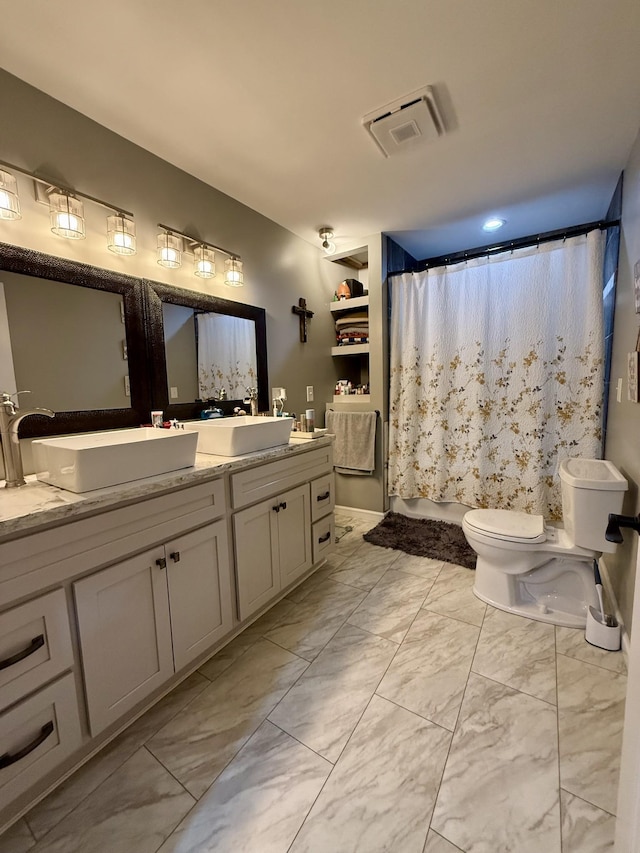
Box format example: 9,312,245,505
157,223,239,260
0,158,133,218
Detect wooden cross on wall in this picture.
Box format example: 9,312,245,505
292,297,314,342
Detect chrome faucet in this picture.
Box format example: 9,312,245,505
0,392,55,488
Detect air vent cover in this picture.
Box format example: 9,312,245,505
363,86,443,158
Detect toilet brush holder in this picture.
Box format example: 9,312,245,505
585,606,621,651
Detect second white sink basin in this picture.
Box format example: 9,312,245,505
185,416,294,457
32,427,198,493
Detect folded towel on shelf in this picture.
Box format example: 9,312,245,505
325,410,376,475
334,311,368,328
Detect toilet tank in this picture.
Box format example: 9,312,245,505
559,458,628,553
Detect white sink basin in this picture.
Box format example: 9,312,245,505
32,428,198,493
185,416,294,457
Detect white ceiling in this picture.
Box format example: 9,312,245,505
1,0,640,259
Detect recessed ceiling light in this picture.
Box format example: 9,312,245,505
482,217,506,232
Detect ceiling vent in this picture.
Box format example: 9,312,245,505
363,86,443,158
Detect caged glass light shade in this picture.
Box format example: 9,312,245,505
194,245,216,278
224,257,243,287
0,170,21,220
49,192,85,239
107,213,136,255
157,231,182,268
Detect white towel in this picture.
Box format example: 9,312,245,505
325,411,376,475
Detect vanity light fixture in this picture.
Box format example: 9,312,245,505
194,244,216,278
107,213,136,255
49,191,85,239
157,229,182,269
224,257,243,287
158,223,242,285
0,169,21,220
482,217,506,232
319,227,336,255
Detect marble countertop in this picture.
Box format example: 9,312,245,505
0,436,332,542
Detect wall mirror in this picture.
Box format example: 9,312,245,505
0,242,269,437
0,242,150,438
146,282,268,418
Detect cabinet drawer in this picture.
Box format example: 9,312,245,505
231,445,333,509
0,589,73,713
310,474,335,523
0,673,82,811
312,516,335,564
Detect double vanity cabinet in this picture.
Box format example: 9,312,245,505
0,438,335,832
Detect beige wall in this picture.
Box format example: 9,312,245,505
0,70,353,452
604,126,640,634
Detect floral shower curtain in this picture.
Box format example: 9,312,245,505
196,313,257,400
388,232,605,518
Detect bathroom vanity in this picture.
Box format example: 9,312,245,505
0,437,334,831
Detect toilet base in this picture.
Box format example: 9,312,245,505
473,557,599,628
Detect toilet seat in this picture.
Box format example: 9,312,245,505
463,509,547,544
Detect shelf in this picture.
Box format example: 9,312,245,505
331,344,369,356
329,295,369,313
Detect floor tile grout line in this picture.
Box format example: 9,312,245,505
555,648,627,676
554,624,565,853
467,668,559,708
427,597,489,846
559,785,618,818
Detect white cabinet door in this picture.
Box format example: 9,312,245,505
234,483,312,621
166,521,233,671
233,499,280,621
74,550,173,736
278,483,312,588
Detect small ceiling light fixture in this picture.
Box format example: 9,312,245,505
0,169,21,220
49,191,85,239
194,244,216,279
107,213,136,255
319,227,336,255
482,217,506,233
157,229,182,269
224,257,244,287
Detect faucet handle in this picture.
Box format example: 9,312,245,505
1,390,31,403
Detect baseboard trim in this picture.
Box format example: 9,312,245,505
335,505,385,523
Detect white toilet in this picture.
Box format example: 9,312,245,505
462,458,628,627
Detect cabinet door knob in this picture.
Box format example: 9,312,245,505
170,551,181,563
155,557,167,570
316,491,330,501
272,504,280,513
0,721,54,769
280,501,287,510
0,634,45,671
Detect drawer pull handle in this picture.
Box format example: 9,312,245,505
318,532,331,543
0,721,54,769
317,491,331,501
280,501,287,511
155,557,167,570
0,634,45,671
170,551,181,563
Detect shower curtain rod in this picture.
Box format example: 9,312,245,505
390,218,620,277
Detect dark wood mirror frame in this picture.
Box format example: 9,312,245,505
145,281,269,418
0,242,269,437
0,242,151,438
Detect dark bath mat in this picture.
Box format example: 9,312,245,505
363,512,476,570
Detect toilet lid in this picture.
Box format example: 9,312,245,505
464,509,547,544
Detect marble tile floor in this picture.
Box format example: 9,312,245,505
1,516,627,853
